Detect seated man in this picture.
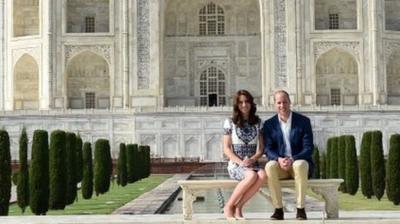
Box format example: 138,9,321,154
263,90,314,220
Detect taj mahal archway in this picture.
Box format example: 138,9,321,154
163,0,262,107
66,51,110,109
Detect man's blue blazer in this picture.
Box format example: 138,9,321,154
263,111,314,177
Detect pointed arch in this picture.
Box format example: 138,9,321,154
386,50,400,104
13,54,39,110
315,48,358,105
66,51,110,109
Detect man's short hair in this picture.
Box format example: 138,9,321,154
274,89,291,103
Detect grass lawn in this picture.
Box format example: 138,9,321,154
307,189,400,210
9,174,171,215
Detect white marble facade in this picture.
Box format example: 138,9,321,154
1,0,400,160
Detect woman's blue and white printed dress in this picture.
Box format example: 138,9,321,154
223,118,262,181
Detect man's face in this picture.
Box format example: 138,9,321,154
274,93,290,117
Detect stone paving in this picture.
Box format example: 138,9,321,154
2,174,400,223
112,174,190,215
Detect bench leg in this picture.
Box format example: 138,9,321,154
311,186,339,219
182,187,196,220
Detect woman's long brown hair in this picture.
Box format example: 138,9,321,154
232,89,260,127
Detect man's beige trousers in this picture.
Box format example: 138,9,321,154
265,160,309,208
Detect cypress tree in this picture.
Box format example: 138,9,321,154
117,143,127,186
312,145,320,179
17,128,29,213
345,135,359,195
94,139,112,195
75,134,83,184
82,142,93,199
29,130,49,215
138,145,146,179
370,131,385,200
329,137,339,178
49,130,67,210
326,138,332,178
387,134,400,205
144,145,151,178
0,130,11,216
321,152,326,179
65,132,77,205
338,135,347,193
360,131,373,198
132,145,141,181
126,144,137,183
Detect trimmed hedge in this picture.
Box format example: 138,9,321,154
144,145,151,178
338,135,347,193
345,135,359,195
360,131,373,198
126,144,138,183
65,132,77,205
94,139,112,196
0,130,11,216
312,145,320,179
370,131,385,200
75,134,83,184
329,137,339,178
321,152,327,179
82,142,93,199
49,130,67,210
17,128,29,213
326,138,332,178
117,143,127,186
387,134,400,205
29,130,49,215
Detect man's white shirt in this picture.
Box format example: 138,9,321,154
279,111,292,157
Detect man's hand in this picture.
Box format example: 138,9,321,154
278,157,293,171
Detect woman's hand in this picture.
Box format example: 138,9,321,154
241,157,255,167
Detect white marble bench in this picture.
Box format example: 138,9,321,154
178,178,343,220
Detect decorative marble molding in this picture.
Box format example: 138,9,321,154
137,0,150,89
196,59,228,72
384,41,400,60
12,47,41,66
274,0,287,87
65,45,112,65
314,41,360,62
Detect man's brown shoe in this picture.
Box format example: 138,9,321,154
270,208,284,220
296,208,307,220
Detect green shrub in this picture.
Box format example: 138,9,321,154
329,137,339,178
338,135,347,193
17,128,29,213
0,130,11,216
370,131,385,200
29,130,49,215
49,130,67,210
321,152,326,179
138,145,147,179
94,139,112,195
360,131,373,198
387,134,400,205
65,132,77,205
126,144,138,183
345,135,359,195
312,145,320,179
75,134,83,184
144,145,151,178
82,142,93,199
117,143,127,186
326,138,332,178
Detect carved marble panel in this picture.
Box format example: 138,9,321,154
161,120,179,129
206,134,222,161
162,135,178,158
184,135,200,158
137,0,150,89
65,45,112,65
183,120,201,129
274,0,287,87
136,120,157,129
314,41,360,62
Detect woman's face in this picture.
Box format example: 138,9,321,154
238,94,251,116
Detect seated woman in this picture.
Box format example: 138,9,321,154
223,89,267,220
